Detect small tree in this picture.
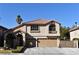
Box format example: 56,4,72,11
60,26,70,40
16,15,23,24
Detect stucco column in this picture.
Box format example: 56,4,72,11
4,40,6,47
57,38,60,47
35,37,38,47
4,34,7,48
22,33,26,46
74,40,78,48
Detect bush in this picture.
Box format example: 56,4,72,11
0,46,23,53
73,38,79,40
12,46,23,53
0,50,12,53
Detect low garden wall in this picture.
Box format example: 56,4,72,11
59,40,78,48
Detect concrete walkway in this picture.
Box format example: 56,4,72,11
24,47,79,55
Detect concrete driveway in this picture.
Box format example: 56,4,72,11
24,47,79,55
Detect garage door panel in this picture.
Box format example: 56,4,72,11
38,38,57,47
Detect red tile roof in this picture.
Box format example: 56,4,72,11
12,18,61,30
69,26,79,32
24,18,60,25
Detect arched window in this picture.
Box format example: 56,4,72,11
49,24,56,33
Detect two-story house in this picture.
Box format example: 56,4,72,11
69,26,79,41
5,19,60,48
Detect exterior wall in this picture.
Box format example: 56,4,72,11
26,22,60,38
59,40,78,48
0,30,3,36
13,26,26,46
0,29,7,37
73,40,78,48
13,25,26,33
0,29,5,47
13,22,60,48
70,30,79,41
13,22,60,39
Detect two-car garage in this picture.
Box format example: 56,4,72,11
37,38,58,47
25,38,58,48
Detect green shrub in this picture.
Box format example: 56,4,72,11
0,46,23,53
73,38,79,40
0,50,12,53
12,46,23,53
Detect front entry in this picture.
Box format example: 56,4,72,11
16,34,23,46
5,33,16,49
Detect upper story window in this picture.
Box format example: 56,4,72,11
49,24,56,31
49,24,57,33
31,25,39,30
31,25,40,33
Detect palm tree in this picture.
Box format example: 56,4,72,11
75,22,77,27
16,15,23,24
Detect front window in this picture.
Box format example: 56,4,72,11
49,24,57,33
49,24,56,31
31,25,40,33
31,25,39,30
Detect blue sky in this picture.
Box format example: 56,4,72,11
0,3,79,28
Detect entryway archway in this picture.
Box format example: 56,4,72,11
16,34,23,46
4,32,16,49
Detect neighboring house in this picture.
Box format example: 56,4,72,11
69,26,79,41
0,26,8,47
0,26,8,32
5,19,61,48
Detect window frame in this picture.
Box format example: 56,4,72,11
30,25,40,33
49,24,56,31
31,25,39,31
49,24,57,34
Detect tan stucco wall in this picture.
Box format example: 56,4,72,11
26,22,60,38
70,30,79,41
12,22,60,48
13,26,26,33
59,40,76,48
13,22,60,40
